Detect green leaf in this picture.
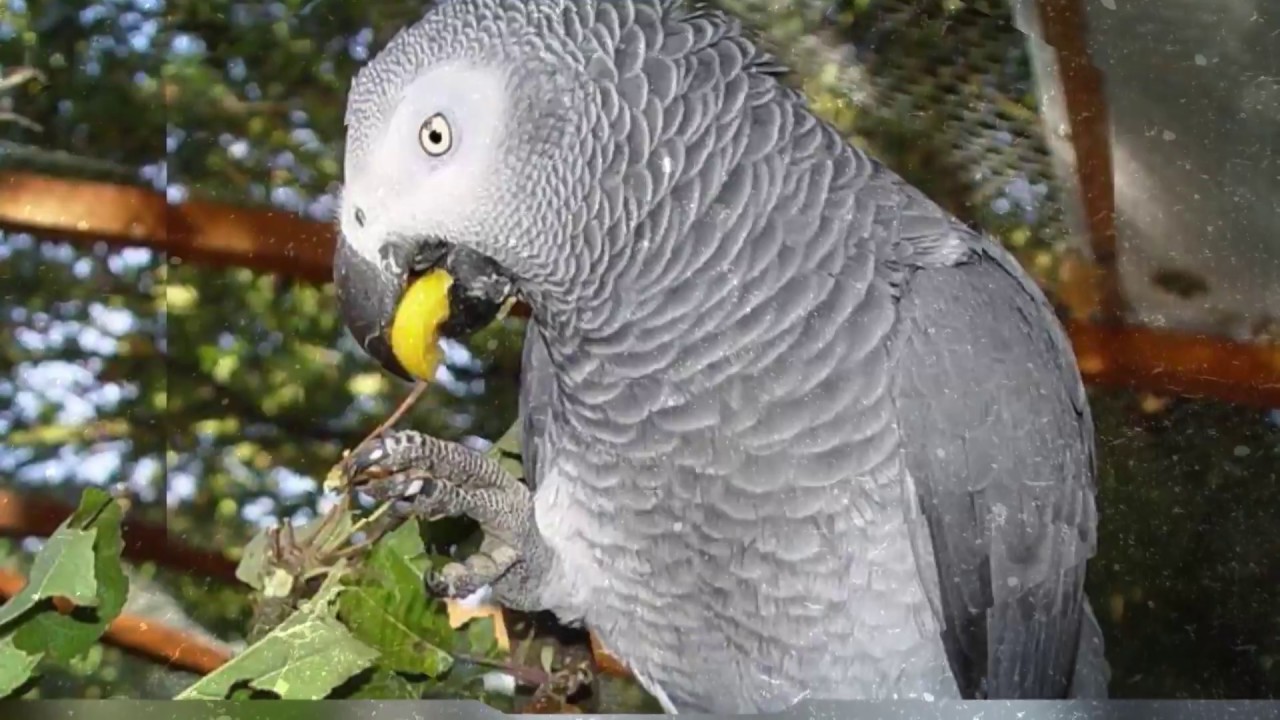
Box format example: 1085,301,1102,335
462,615,499,659
177,574,378,700
337,587,453,677
364,519,429,589
0,635,41,697
337,520,454,677
540,645,556,674
594,674,667,714
487,420,524,482
235,528,272,592
0,528,98,628
10,488,129,662
339,667,426,700
178,611,379,700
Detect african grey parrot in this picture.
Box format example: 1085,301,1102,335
331,0,1109,712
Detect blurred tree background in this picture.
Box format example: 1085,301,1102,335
0,0,1278,704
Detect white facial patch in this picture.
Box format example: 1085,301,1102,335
339,61,509,266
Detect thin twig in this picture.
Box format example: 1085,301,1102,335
331,500,398,560
348,381,429,462
371,381,431,442
0,111,41,132
329,381,430,498
453,652,552,688
347,493,395,536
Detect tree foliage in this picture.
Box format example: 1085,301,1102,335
0,0,1277,705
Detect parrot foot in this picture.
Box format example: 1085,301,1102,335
425,534,519,598
342,430,549,610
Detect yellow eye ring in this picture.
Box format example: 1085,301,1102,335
419,113,453,156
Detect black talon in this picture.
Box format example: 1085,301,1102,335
343,450,379,478
334,427,548,611
425,569,456,597
344,438,396,480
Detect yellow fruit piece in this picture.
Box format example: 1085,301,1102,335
390,268,453,381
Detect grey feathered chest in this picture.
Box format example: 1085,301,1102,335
523,118,974,709
497,0,1099,711
520,89,1099,707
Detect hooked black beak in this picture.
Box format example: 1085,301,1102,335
333,234,514,382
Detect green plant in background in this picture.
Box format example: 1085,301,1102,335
0,489,127,697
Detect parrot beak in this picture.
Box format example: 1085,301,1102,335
333,233,514,383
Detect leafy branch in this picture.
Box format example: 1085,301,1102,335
0,488,128,697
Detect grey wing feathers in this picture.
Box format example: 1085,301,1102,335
518,318,555,491
890,226,1099,698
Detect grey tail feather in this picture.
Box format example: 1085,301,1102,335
633,670,681,714
1068,598,1111,698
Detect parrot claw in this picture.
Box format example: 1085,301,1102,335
425,562,475,597
342,429,550,611
427,535,520,598
343,432,423,480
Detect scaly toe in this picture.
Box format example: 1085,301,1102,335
426,561,479,598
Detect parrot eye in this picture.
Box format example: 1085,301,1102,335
419,113,453,156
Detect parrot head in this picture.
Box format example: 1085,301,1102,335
332,0,600,382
